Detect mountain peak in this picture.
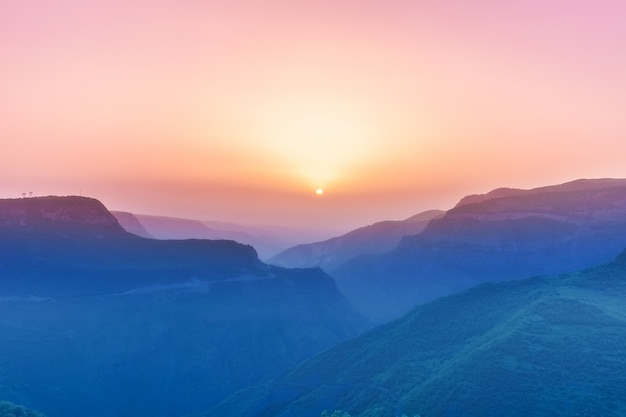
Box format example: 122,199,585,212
403,209,446,222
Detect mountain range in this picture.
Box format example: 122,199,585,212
111,211,339,260
5,179,626,417
269,210,445,271
0,196,367,416
331,178,626,322
204,251,626,417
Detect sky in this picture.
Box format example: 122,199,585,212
2,0,626,232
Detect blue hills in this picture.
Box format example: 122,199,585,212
332,178,626,322
0,196,368,416
4,180,626,417
204,251,626,417
269,210,445,271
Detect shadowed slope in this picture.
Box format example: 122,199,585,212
205,252,626,417
0,196,369,417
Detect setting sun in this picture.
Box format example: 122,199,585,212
316,188,324,196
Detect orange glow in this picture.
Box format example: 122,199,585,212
2,1,626,230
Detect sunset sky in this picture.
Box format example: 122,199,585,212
2,0,626,231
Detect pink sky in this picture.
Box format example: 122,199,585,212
2,0,626,231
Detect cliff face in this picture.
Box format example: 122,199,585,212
0,196,121,227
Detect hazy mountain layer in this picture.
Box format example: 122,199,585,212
269,210,445,271
205,252,626,417
110,210,153,238
334,178,626,322
111,211,324,260
0,196,368,416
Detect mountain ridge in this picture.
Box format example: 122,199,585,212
269,210,445,271
455,178,626,208
110,211,327,260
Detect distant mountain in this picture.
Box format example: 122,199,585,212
110,210,153,238
0,196,368,417
110,212,329,260
269,210,445,271
118,213,220,240
205,252,626,417
333,178,626,322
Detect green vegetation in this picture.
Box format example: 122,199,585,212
207,252,626,416
0,401,46,417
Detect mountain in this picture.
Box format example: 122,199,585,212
116,213,221,240
204,252,626,417
0,196,368,417
1,197,263,296
110,210,153,238
269,210,445,271
110,212,332,260
455,177,626,207
333,178,626,323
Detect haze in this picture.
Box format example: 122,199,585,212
2,0,626,231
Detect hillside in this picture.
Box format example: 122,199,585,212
269,210,444,271
334,178,626,322
0,196,368,416
205,252,626,417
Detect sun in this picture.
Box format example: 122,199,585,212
315,188,324,196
